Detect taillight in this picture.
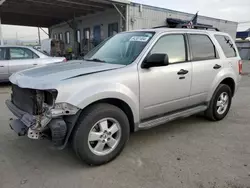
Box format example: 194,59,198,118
238,60,243,75
63,58,67,62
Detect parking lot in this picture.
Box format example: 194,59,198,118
0,62,250,188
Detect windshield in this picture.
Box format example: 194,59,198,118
84,32,155,65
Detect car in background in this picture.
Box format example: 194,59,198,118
0,45,66,82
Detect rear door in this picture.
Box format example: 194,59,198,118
0,47,9,81
8,47,39,76
214,35,240,75
188,33,223,105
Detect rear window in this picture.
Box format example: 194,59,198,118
189,34,217,61
215,35,237,58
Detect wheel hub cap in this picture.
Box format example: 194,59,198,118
216,92,229,115
88,118,121,156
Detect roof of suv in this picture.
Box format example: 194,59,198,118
130,28,229,37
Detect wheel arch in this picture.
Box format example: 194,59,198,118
207,69,237,102
85,98,136,133
220,77,235,96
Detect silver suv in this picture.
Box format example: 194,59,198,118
6,29,242,166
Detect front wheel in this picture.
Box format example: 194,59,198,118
72,103,130,166
205,84,232,121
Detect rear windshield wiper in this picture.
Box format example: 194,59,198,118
84,58,106,63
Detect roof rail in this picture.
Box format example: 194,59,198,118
153,24,220,31
177,24,220,31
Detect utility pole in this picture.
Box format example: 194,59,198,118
37,27,41,45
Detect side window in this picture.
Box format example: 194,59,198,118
150,34,186,64
189,34,217,61
65,31,70,44
0,48,7,60
215,35,237,58
76,30,81,43
10,48,38,60
59,33,63,40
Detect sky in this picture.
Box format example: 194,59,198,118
2,0,250,41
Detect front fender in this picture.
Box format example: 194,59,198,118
206,68,237,101
65,83,140,124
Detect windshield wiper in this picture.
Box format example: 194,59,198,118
84,58,106,63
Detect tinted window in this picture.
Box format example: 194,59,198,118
150,35,186,63
0,48,7,60
189,34,216,61
10,48,38,60
215,35,236,58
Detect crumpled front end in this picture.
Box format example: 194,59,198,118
6,84,80,147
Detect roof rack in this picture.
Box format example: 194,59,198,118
153,24,220,31
178,24,220,31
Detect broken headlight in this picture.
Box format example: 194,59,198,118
46,103,80,118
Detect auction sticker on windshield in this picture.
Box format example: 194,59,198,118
130,36,150,42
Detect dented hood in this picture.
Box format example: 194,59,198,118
9,60,125,89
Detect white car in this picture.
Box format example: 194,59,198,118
0,45,66,82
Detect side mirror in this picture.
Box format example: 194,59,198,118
142,53,169,69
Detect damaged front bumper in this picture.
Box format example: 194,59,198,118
5,99,80,148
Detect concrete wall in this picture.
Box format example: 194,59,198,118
50,9,121,50
128,3,238,39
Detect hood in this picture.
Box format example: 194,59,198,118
9,60,125,89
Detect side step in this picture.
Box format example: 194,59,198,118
138,105,207,130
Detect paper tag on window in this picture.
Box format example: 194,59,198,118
130,36,150,42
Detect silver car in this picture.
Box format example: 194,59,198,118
0,45,66,82
6,29,241,166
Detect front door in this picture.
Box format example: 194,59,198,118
139,34,192,120
0,47,9,81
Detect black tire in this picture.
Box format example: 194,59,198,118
72,103,130,166
205,84,232,121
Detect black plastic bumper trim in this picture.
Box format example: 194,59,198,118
5,99,26,118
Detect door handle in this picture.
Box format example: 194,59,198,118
33,64,38,66
177,69,189,75
0,66,4,67
213,64,221,69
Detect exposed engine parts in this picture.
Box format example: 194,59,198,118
7,85,80,146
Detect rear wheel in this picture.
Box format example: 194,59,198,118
205,84,232,121
72,103,130,166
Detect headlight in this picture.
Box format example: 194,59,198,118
44,90,58,106
46,103,80,117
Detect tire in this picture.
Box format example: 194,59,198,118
72,103,130,166
205,84,232,121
